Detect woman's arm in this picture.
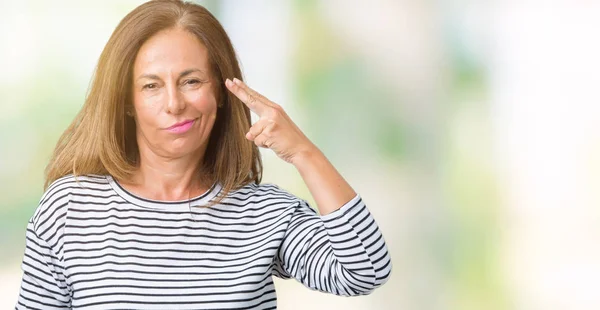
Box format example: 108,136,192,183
273,196,392,295
226,78,392,295
16,221,71,309
291,147,357,215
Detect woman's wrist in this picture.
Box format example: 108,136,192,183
290,143,322,170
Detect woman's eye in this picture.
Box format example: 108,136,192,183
143,83,157,90
185,79,200,85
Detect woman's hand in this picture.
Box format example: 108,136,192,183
225,78,317,165
225,77,356,215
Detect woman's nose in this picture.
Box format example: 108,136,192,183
166,84,185,114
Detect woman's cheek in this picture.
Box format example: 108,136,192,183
185,91,202,106
143,92,166,116
186,89,216,111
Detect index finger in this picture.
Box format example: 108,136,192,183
225,78,268,115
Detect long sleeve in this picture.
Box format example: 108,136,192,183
273,195,392,296
15,221,71,309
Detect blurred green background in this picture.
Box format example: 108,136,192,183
1,1,599,309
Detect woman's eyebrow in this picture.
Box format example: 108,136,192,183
179,68,204,78
136,68,205,81
137,73,161,81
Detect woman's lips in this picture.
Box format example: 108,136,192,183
166,119,196,133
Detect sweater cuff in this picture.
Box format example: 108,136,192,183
319,194,361,221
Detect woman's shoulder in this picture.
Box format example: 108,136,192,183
40,174,111,202
222,182,306,207
32,174,111,229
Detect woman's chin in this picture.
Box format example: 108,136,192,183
164,139,204,158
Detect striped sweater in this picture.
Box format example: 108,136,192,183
16,174,392,309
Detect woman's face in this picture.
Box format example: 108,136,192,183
131,28,218,161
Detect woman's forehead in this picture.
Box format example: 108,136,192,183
133,28,209,77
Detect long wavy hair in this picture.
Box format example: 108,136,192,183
45,0,262,202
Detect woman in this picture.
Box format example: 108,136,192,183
15,1,392,309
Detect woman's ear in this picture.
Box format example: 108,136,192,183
125,105,136,117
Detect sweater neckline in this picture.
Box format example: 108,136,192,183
106,175,221,211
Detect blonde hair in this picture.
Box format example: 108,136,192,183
45,0,262,202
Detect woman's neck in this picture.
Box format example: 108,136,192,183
123,147,209,201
